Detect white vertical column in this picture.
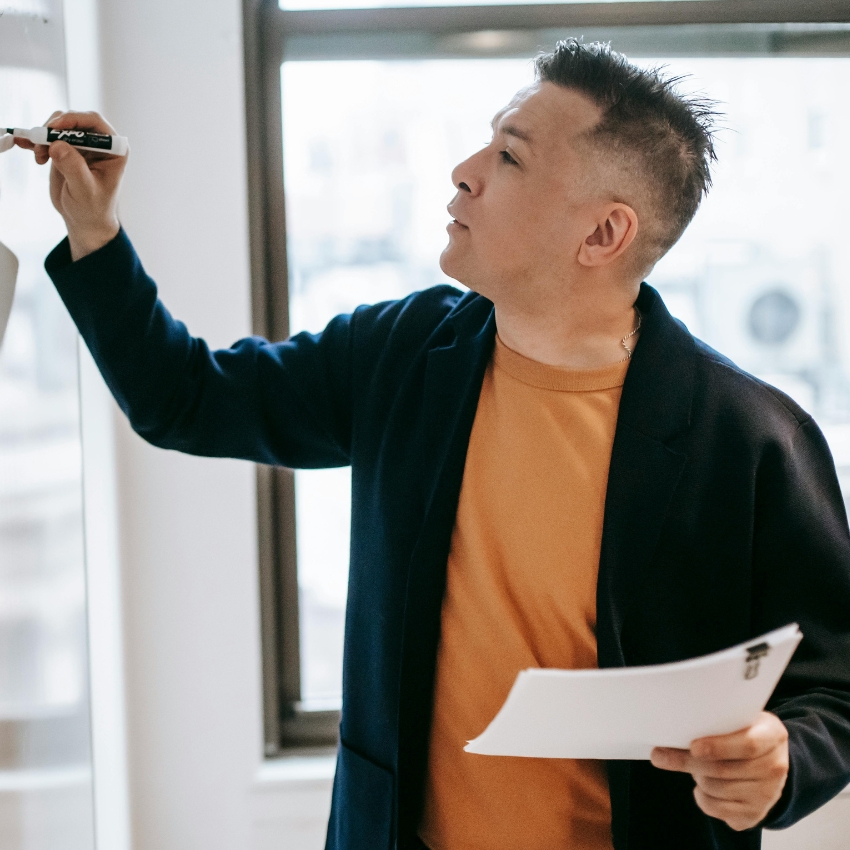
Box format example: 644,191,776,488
92,1,265,848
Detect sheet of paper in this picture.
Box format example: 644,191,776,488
0,134,13,154
0,238,18,347
465,623,802,761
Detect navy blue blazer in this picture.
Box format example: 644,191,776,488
47,230,850,850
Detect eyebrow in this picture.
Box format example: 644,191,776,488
491,115,532,145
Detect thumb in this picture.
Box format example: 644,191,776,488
49,142,97,194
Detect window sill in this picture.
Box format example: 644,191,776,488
254,749,337,787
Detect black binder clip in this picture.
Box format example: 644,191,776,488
744,642,771,680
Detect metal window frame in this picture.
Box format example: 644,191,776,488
242,0,850,753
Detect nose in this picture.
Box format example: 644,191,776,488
451,147,485,196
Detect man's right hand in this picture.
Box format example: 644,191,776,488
16,110,128,261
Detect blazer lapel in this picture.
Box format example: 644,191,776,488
599,285,696,850
597,425,688,668
396,296,496,838
597,283,696,669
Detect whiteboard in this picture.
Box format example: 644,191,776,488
0,4,97,850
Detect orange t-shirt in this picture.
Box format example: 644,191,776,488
419,335,628,850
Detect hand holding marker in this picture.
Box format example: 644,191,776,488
2,126,129,156
10,111,130,262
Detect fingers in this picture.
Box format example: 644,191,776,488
651,747,787,831
18,110,118,165
651,713,788,773
651,713,790,833
691,713,788,762
30,111,65,162
693,787,769,832
696,775,763,802
651,746,783,780
45,110,117,137
708,749,786,783
650,746,690,773
48,141,97,195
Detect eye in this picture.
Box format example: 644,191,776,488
500,149,518,166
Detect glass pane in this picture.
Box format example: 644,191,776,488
283,54,850,705
294,467,351,705
281,0,695,12
0,60,95,850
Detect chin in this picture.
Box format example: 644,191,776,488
441,249,501,300
439,245,467,286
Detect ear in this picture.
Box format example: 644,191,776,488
577,203,639,268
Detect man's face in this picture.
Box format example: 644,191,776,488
441,81,607,300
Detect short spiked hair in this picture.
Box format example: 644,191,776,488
535,39,719,271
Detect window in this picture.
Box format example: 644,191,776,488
0,3,97,847
242,0,850,751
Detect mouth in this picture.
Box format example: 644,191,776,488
447,204,468,229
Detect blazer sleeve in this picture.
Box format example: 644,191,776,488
754,415,850,828
45,229,353,468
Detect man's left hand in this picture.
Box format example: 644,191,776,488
650,711,789,831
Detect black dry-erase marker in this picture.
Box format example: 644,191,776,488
4,126,129,156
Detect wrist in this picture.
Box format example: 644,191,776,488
67,221,120,262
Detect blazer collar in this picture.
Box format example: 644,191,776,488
445,287,495,343
623,283,695,444
445,281,697,443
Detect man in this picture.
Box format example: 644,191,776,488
20,39,850,850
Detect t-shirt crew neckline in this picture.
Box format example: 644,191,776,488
494,334,630,392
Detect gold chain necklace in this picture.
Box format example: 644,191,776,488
620,307,642,361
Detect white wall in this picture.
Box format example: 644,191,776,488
77,2,849,849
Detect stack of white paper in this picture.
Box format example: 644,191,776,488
465,623,802,761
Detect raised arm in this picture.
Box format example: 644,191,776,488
46,229,354,467
30,110,353,468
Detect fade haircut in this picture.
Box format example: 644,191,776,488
535,39,719,273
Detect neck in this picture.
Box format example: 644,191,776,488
493,277,641,370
